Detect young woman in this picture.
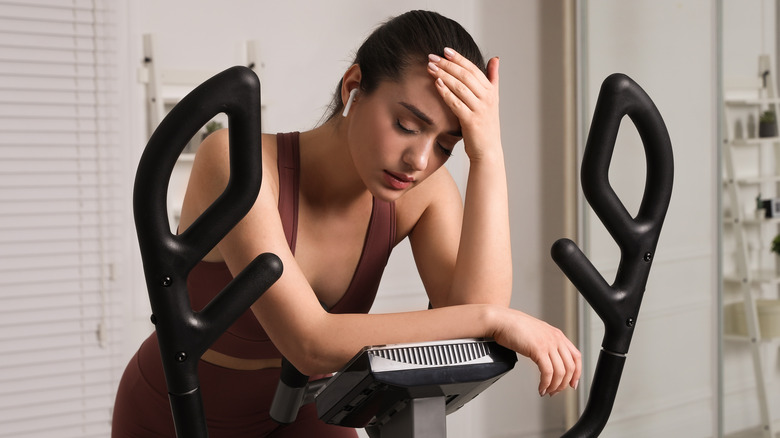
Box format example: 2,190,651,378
113,10,581,437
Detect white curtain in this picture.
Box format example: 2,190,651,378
0,1,124,436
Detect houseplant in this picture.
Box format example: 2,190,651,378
202,120,224,140
771,233,780,256
759,109,777,138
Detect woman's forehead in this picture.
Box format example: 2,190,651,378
378,67,460,132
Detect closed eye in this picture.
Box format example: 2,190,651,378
397,119,453,157
395,119,417,134
438,142,453,157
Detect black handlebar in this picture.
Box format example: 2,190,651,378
555,73,673,437
133,66,283,438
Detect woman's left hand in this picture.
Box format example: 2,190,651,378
427,47,501,163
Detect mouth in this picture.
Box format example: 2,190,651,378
383,170,415,190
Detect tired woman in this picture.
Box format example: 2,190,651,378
113,10,581,437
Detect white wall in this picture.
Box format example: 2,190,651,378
123,1,568,437
581,0,719,436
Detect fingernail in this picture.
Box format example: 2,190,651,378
436,78,444,87
428,53,442,63
574,379,579,390
540,388,547,397
427,61,439,72
444,47,455,58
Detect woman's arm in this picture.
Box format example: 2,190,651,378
411,51,511,308
181,129,579,396
412,50,581,395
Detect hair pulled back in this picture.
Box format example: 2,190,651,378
325,10,486,121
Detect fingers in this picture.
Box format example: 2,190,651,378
570,343,583,389
427,57,479,115
487,56,500,86
536,351,567,397
535,329,582,397
427,48,495,114
548,350,567,395
537,355,554,397
552,344,578,395
495,309,582,398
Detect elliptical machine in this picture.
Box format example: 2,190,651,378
132,66,672,437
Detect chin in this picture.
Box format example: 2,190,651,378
370,185,411,203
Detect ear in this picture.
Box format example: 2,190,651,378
341,64,362,106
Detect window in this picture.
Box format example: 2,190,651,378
0,1,124,436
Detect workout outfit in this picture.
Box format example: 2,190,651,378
112,132,396,437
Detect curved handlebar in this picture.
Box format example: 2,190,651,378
133,66,283,437
555,73,673,437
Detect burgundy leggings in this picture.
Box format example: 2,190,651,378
112,335,356,438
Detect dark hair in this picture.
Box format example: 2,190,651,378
324,10,486,121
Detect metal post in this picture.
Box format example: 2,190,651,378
379,397,446,438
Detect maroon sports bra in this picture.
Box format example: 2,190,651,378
187,132,396,359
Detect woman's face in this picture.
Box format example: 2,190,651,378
345,65,462,202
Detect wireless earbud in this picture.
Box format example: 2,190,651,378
342,88,359,117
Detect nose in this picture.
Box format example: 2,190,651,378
402,138,433,172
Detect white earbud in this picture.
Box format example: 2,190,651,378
342,88,359,117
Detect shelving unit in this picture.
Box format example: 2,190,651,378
138,33,262,231
722,55,780,438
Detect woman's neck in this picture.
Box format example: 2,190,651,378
297,120,369,209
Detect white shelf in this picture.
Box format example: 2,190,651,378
723,324,780,343
729,137,780,146
725,96,780,105
724,270,780,285
724,333,780,343
732,175,780,185
741,215,780,225
725,420,780,438
723,216,780,226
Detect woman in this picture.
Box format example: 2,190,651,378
113,10,581,437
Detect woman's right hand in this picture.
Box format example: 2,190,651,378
491,308,582,397
427,47,502,164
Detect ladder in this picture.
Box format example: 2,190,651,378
722,54,780,438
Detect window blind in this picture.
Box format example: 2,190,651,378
0,1,123,437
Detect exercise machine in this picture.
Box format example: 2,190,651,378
271,338,517,438
133,67,672,437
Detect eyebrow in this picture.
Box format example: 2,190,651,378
398,102,462,137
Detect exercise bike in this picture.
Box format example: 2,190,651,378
133,65,672,437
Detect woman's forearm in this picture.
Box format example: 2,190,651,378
449,152,512,306
294,301,580,398
291,304,497,375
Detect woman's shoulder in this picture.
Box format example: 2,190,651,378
194,129,280,177
193,129,277,160
185,130,282,214
395,165,462,240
